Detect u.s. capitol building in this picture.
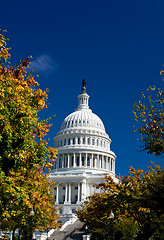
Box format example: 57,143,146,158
49,80,116,222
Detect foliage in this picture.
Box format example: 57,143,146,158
0,30,59,236
77,164,164,240
133,76,164,156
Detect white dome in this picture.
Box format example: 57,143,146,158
60,82,106,133
60,109,105,132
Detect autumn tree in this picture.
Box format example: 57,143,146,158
77,164,163,240
133,76,164,156
78,70,164,240
0,30,59,238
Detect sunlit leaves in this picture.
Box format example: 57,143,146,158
0,31,59,234
133,78,164,156
77,164,164,240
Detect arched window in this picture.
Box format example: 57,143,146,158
92,138,95,145
97,139,99,146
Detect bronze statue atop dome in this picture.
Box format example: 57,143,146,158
81,78,87,94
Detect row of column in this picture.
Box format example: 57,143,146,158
54,153,115,172
55,181,86,204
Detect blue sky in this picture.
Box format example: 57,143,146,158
1,0,164,176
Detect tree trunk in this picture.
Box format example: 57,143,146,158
12,227,16,240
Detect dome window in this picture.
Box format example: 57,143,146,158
73,138,75,145
68,138,70,145
64,139,66,145
61,140,63,146
88,138,90,145
79,120,81,123
97,139,99,146
92,138,95,145
78,137,80,144
83,137,85,144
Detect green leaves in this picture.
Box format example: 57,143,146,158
77,164,164,240
133,80,164,156
0,31,59,234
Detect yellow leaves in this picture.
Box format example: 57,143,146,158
0,30,59,230
33,123,52,138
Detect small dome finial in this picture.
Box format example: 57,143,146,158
81,79,87,94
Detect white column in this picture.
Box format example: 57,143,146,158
107,157,109,171
111,158,113,172
68,154,70,168
110,158,112,171
102,155,104,169
113,159,115,173
57,155,59,169
90,154,93,168
56,185,59,204
73,153,76,167
97,154,99,169
81,179,86,201
68,183,71,203
64,183,68,203
62,154,64,168
79,153,82,168
85,153,87,167
77,182,81,203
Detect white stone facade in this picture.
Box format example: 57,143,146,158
49,81,116,222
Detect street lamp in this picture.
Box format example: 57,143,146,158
30,208,35,240
109,210,114,240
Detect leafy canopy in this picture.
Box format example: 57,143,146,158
0,30,59,233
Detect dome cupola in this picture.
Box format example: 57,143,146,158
60,79,106,133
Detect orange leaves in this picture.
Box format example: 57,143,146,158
133,73,164,156
0,32,10,63
78,165,164,239
0,31,58,232
34,88,47,109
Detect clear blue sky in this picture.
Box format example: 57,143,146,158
1,0,164,176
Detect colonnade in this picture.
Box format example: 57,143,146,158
53,153,115,172
55,180,86,204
